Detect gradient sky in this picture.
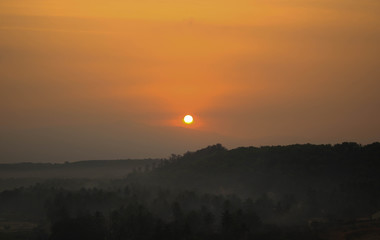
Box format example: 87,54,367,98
1,0,379,162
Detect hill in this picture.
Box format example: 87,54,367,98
128,142,380,220
0,159,159,179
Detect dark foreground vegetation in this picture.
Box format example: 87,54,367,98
0,142,379,239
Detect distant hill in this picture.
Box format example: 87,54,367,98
0,159,159,179
128,142,380,219
129,142,380,192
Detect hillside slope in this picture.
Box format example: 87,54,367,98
128,142,380,219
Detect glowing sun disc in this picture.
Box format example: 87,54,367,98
184,115,194,124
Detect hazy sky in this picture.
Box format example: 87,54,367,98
1,0,379,162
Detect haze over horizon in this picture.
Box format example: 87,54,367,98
1,0,379,163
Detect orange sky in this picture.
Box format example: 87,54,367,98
1,0,379,162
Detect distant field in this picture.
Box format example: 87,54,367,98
319,221,380,240
0,221,37,233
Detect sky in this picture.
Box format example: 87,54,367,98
1,0,379,162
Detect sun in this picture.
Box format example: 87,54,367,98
183,115,194,124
